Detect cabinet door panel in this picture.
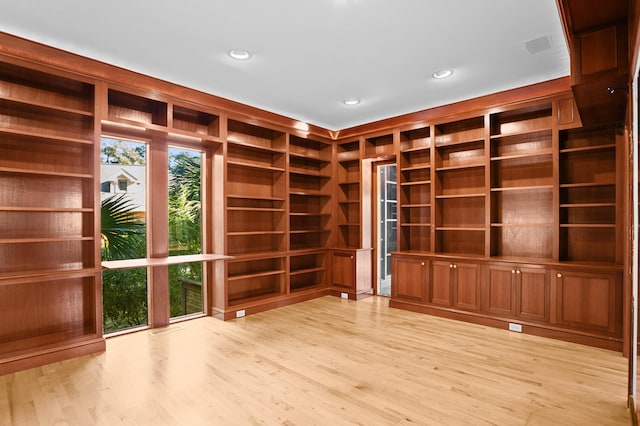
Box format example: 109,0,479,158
486,265,514,316
555,270,619,334
332,252,354,289
517,268,548,323
392,256,426,302
431,261,452,306
454,263,481,311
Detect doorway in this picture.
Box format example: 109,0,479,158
377,163,397,296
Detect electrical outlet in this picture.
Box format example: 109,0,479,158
340,292,349,299
236,309,246,318
508,323,522,333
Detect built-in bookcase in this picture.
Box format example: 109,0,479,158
288,135,332,252
0,60,103,374
559,126,618,263
336,139,361,248
489,103,554,259
433,116,486,255
399,126,431,252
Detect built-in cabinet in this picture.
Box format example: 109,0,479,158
387,95,624,350
213,123,334,319
0,60,103,375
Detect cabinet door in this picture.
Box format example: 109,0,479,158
392,256,427,302
516,267,549,323
431,261,453,306
485,264,515,316
454,262,481,311
332,251,355,289
553,270,620,335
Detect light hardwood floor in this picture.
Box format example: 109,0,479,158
0,296,631,425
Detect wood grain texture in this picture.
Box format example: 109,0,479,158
0,296,629,425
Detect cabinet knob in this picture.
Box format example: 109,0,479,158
557,273,562,278
511,270,516,274
453,264,457,269
350,256,354,260
516,270,521,275
421,262,425,266
449,264,453,268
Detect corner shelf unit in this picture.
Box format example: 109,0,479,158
288,135,332,252
0,60,104,374
216,123,333,319
336,139,362,249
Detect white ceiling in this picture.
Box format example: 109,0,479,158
0,0,569,131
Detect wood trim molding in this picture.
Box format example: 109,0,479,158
335,77,572,140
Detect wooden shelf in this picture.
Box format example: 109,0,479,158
227,160,285,173
436,227,485,231
0,95,93,117
227,194,286,202
0,126,93,145
0,166,93,179
559,144,615,154
227,139,285,154
436,163,484,172
1,236,94,244
560,224,616,228
102,254,231,270
228,269,285,281
560,182,616,188
400,164,430,171
401,223,431,227
560,203,616,208
491,223,553,227
400,180,430,186
228,207,285,212
227,231,285,236
289,266,325,276
402,203,431,207
0,206,94,212
490,150,553,161
435,193,485,199
491,185,553,192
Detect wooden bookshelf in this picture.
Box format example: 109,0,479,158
288,135,332,252
0,60,104,375
434,116,486,256
399,126,432,253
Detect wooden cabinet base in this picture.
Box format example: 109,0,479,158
0,338,105,376
328,288,373,300
389,299,622,352
211,288,329,320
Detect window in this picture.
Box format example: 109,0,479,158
100,137,148,334
168,147,204,319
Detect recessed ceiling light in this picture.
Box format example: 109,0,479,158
228,49,251,60
432,69,453,79
343,99,360,106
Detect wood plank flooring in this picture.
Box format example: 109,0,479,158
0,296,630,425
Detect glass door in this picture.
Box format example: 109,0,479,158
377,164,397,296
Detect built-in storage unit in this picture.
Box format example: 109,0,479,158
399,126,432,252
0,59,104,374
434,116,486,256
388,96,624,350
213,123,333,319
